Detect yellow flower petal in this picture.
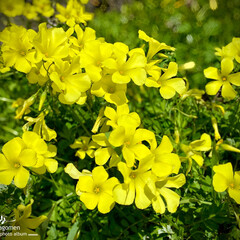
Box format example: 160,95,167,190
64,163,82,179
135,176,152,209
221,81,236,99
113,182,135,205
109,126,125,147
228,188,240,204
213,162,233,192
24,215,48,229
160,86,176,99
165,174,186,188
161,62,178,80
112,71,130,84
0,169,15,185
45,158,58,173
205,81,222,95
122,146,135,167
14,166,30,188
98,193,115,214
2,138,23,162
95,147,111,165
228,72,240,86
160,188,180,213
77,175,94,193
221,58,233,77
80,192,99,210
190,133,211,151
19,149,37,167
92,166,108,185
0,153,13,170
152,195,165,214
204,67,220,80
191,154,204,167
117,162,131,183
127,68,146,86
155,135,173,154
220,143,240,153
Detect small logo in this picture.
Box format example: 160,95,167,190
0,215,6,225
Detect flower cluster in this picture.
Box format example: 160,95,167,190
66,104,186,214
0,0,91,22
205,38,240,100
0,0,240,232
0,22,186,107
0,131,58,188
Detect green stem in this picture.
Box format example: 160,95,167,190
69,106,91,136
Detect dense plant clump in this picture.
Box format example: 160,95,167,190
0,0,240,239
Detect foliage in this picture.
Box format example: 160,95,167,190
0,0,240,239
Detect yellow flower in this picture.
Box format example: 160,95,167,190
80,40,113,82
149,173,186,214
232,37,240,63
181,133,212,173
56,0,77,27
14,92,38,119
33,0,54,18
22,3,38,20
0,0,24,17
181,88,205,100
69,25,96,56
6,199,47,240
216,139,240,154
56,0,93,27
92,133,121,167
204,58,240,99
215,42,236,60
138,30,175,60
33,23,69,62
108,117,154,167
104,104,140,129
26,61,49,86
50,58,91,104
70,137,98,159
21,131,58,174
91,75,128,106
23,112,57,141
64,163,91,180
0,137,37,188
103,44,147,86
113,154,154,209
0,25,37,73
76,166,119,213
152,136,181,179
146,62,186,99
213,162,240,204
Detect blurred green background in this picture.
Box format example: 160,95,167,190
89,0,240,88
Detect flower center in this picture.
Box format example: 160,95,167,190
222,76,227,81
94,186,101,194
108,87,115,94
14,162,21,169
82,145,88,151
20,51,26,56
129,172,136,179
229,183,235,189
